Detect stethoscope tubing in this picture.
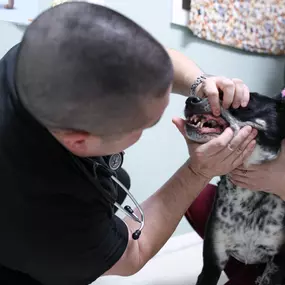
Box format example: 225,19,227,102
111,175,145,239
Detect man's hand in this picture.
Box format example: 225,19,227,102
166,49,249,115
196,76,250,116
229,140,285,200
173,118,257,179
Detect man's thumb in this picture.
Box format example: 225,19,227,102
172,117,186,137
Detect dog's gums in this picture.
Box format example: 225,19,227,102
186,114,229,135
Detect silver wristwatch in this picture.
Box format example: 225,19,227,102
190,74,211,97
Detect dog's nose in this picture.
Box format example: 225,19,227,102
186,96,203,106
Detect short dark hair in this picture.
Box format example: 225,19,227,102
15,2,173,136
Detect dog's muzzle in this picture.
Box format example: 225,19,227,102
184,96,265,143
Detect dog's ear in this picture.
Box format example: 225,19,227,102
274,88,285,100
275,88,285,113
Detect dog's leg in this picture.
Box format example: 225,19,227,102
255,257,279,285
258,245,285,285
196,217,229,285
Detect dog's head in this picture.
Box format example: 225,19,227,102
184,92,285,165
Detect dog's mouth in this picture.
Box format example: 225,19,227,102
186,114,229,135
185,112,230,143
184,96,270,144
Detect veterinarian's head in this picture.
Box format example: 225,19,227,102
15,2,173,157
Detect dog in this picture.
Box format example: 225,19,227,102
184,91,285,285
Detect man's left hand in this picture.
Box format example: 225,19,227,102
229,140,285,200
196,76,250,116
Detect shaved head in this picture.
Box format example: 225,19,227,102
15,2,173,136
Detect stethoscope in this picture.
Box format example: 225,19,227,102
70,152,145,240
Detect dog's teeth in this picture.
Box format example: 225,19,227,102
200,119,206,128
198,121,204,128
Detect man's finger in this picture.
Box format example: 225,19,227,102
219,126,254,159
229,172,244,179
203,78,220,116
232,127,258,155
198,127,234,155
172,117,186,137
230,169,255,178
232,140,256,169
172,117,193,146
232,78,244,109
236,164,258,171
229,177,252,189
241,84,250,107
230,177,266,192
216,77,235,109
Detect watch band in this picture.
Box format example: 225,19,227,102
190,74,210,97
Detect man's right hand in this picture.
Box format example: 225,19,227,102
172,118,258,179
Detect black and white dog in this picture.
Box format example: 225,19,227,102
184,91,285,285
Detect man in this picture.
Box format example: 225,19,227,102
0,2,256,285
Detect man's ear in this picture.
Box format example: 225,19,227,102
50,129,95,156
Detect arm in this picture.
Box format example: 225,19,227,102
104,124,257,276
105,161,209,276
165,48,250,115
165,48,204,96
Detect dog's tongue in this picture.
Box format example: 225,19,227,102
200,127,221,134
199,114,227,134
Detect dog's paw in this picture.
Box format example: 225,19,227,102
255,275,271,285
255,276,262,285
255,273,278,285
255,260,279,285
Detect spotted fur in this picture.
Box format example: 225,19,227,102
197,169,285,285
184,92,285,285
215,176,285,267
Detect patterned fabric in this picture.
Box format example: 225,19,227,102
187,0,285,55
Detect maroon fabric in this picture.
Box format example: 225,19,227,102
184,184,265,285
